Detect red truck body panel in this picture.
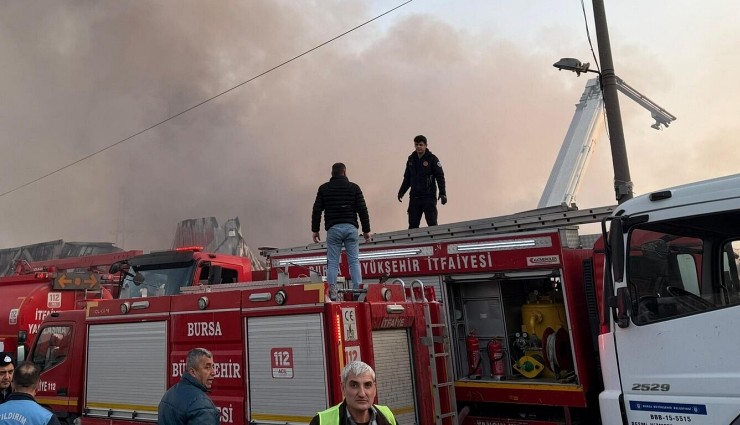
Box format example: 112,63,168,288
269,228,603,424
33,282,443,425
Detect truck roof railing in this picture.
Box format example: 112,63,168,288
180,277,319,294
267,204,616,255
179,278,433,305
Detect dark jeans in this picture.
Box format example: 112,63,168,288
408,197,438,228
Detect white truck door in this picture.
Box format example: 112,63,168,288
614,226,740,424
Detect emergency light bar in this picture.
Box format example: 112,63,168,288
457,240,535,251
275,247,427,267
450,237,551,253
175,246,204,252
275,256,327,267
358,248,423,260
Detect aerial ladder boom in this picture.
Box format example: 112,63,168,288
537,77,676,209
615,76,676,130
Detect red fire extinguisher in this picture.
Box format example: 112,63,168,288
466,330,482,379
487,338,505,379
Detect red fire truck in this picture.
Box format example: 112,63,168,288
30,279,453,425
265,205,615,424
26,206,612,425
0,250,142,361
31,172,740,425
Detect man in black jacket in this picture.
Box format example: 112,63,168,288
398,134,447,228
312,163,371,301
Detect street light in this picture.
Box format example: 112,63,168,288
554,58,676,132
553,58,596,77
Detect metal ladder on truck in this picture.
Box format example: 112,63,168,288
268,204,617,257
410,279,457,425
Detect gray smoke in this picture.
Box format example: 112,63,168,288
0,1,736,254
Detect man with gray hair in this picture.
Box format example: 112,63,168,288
0,361,61,425
158,348,219,425
310,361,396,425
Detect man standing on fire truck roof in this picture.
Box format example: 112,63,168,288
0,354,14,404
397,134,447,229
312,163,371,301
0,361,61,425
310,361,396,425
158,348,219,425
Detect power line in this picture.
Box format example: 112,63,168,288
0,0,414,200
579,0,609,140
579,0,600,73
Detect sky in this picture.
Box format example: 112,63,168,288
1,0,739,255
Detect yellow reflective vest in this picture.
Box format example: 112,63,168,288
317,403,396,425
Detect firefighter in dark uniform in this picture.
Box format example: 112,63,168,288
0,353,14,404
397,134,447,229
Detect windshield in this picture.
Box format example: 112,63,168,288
626,210,740,325
119,262,196,298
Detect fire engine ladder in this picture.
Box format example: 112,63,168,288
410,279,457,425
267,205,615,257
369,204,615,245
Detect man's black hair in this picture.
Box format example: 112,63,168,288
331,163,346,177
414,135,427,144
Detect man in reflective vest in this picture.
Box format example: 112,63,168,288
310,361,396,425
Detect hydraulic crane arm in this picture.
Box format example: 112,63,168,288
615,76,676,130
537,77,676,209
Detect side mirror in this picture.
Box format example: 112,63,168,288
17,330,28,362
17,345,26,363
610,287,631,328
109,261,131,274
609,218,625,283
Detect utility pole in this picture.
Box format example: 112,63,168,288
592,0,633,203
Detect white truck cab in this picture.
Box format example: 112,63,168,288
600,173,740,425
